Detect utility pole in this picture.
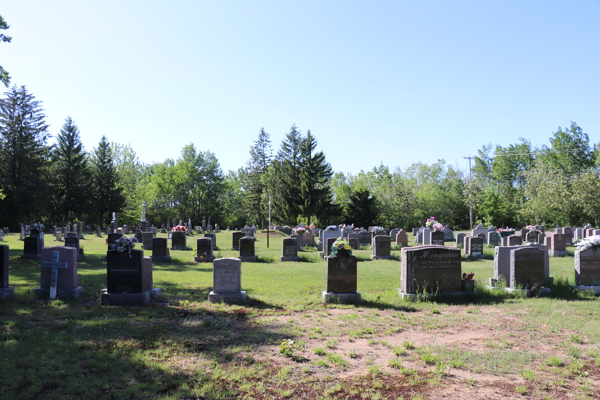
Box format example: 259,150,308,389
464,155,474,230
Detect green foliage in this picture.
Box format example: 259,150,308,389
240,128,271,226
91,136,125,225
0,15,12,87
111,142,147,226
346,188,378,227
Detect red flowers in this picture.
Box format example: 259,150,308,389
172,225,188,232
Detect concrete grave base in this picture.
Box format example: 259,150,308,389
371,255,395,260
484,285,551,296
322,291,361,304
35,286,84,299
396,288,477,301
280,256,300,262
20,254,41,260
571,285,600,295
171,246,191,251
100,288,161,306
239,256,257,262
466,255,482,261
549,250,569,257
151,255,172,262
195,256,215,262
0,287,14,299
208,291,248,304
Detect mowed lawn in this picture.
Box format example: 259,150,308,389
1,230,599,400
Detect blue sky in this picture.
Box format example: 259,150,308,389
2,1,599,176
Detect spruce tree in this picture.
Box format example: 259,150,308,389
52,117,92,224
0,86,51,229
91,136,124,225
346,189,378,228
241,128,272,226
0,15,12,87
275,125,303,223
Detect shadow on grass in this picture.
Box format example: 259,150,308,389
358,299,419,312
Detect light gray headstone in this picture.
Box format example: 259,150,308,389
212,258,242,294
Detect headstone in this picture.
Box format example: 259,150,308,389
239,236,257,262
232,232,244,251
194,237,215,262
64,236,84,261
111,220,117,233
204,233,217,250
55,230,62,241
142,232,153,250
574,228,583,241
487,232,501,246
19,228,24,241
537,232,546,244
357,231,370,246
348,233,360,245
430,231,444,246
390,229,400,240
36,246,83,299
0,245,14,298
302,230,313,245
208,258,247,303
66,232,78,239
463,236,475,256
78,222,84,239
550,233,568,257
467,237,484,259
455,233,466,248
348,237,359,250
116,227,124,235
419,228,433,245
525,231,538,243
508,235,522,246
510,247,548,289
372,235,393,260
493,245,526,285
324,237,337,258
107,233,123,249
290,234,303,251
443,226,453,241
399,245,462,297
21,236,44,260
322,255,360,303
171,231,188,250
151,227,157,237
102,249,158,305
544,236,552,247
471,224,488,243
281,238,300,262
151,238,171,262
96,226,102,237
575,246,600,287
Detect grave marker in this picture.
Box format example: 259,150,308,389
239,237,257,262
151,238,171,262
195,237,215,262
575,246,600,290
372,235,393,259
208,257,247,303
430,231,444,246
36,246,83,299
102,249,158,305
0,245,14,298
510,247,548,290
322,255,360,303
281,238,300,262
232,232,244,251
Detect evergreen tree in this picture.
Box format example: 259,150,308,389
241,128,272,226
0,86,51,229
0,15,12,87
52,117,92,224
274,124,303,223
298,131,333,225
346,189,378,228
91,136,124,225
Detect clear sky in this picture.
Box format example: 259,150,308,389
2,1,599,176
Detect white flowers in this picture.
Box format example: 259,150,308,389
576,235,600,251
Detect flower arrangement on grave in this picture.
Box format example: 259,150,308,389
525,225,540,234
575,235,600,251
462,272,475,280
425,217,444,232
496,227,515,234
295,227,306,234
172,225,188,232
330,239,352,257
30,223,45,231
369,226,384,233
199,251,209,259
108,236,137,257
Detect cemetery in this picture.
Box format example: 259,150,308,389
1,224,600,399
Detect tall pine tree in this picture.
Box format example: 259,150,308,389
241,128,272,226
52,117,92,224
274,124,303,223
0,86,51,229
91,136,124,225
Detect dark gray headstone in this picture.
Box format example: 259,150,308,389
430,231,444,246
326,255,357,293
152,238,169,257
576,246,600,286
510,247,545,289
400,245,461,294
204,233,216,250
171,231,187,249
1,245,8,288
106,249,152,293
232,232,244,250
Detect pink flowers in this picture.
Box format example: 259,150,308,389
172,225,188,232
426,217,444,231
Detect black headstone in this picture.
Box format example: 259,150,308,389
106,249,152,293
152,238,168,257
1,245,8,288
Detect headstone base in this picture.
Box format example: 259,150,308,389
171,246,191,251
484,285,551,297
0,287,14,299
195,256,215,262
151,255,172,262
100,288,161,306
322,291,361,304
20,254,41,260
466,254,482,261
571,285,600,295
280,256,301,262
371,255,394,260
239,256,257,262
208,291,248,304
396,288,477,301
549,250,568,257
35,287,84,299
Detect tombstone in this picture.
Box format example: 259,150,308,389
537,232,546,244
102,249,158,305
142,232,153,250
390,229,400,240
544,236,552,248
107,233,123,249
348,233,360,246
239,237,257,262
341,227,354,238
208,258,248,303
443,226,454,241
575,246,600,291
508,235,522,246
525,231,538,243
66,232,78,239
586,228,595,238
151,238,171,262
396,230,408,247
290,234,304,251
281,238,300,262
455,233,466,248
171,231,188,250
111,219,117,233
493,245,526,285
357,231,371,246
96,226,102,237
195,237,215,262
510,247,549,290
322,255,360,304
487,232,501,246
399,245,462,299
430,231,445,246
35,246,83,299
21,235,44,260
573,228,583,241
302,230,314,245
19,228,24,241
550,233,568,257
412,227,419,236
471,224,488,243
78,222,84,239
324,237,337,259
372,235,393,260
467,237,484,259
232,232,244,251
420,228,433,245
55,230,62,241
116,227,124,235
204,233,217,250
64,236,84,261
463,236,475,256
0,245,14,298
348,237,359,250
